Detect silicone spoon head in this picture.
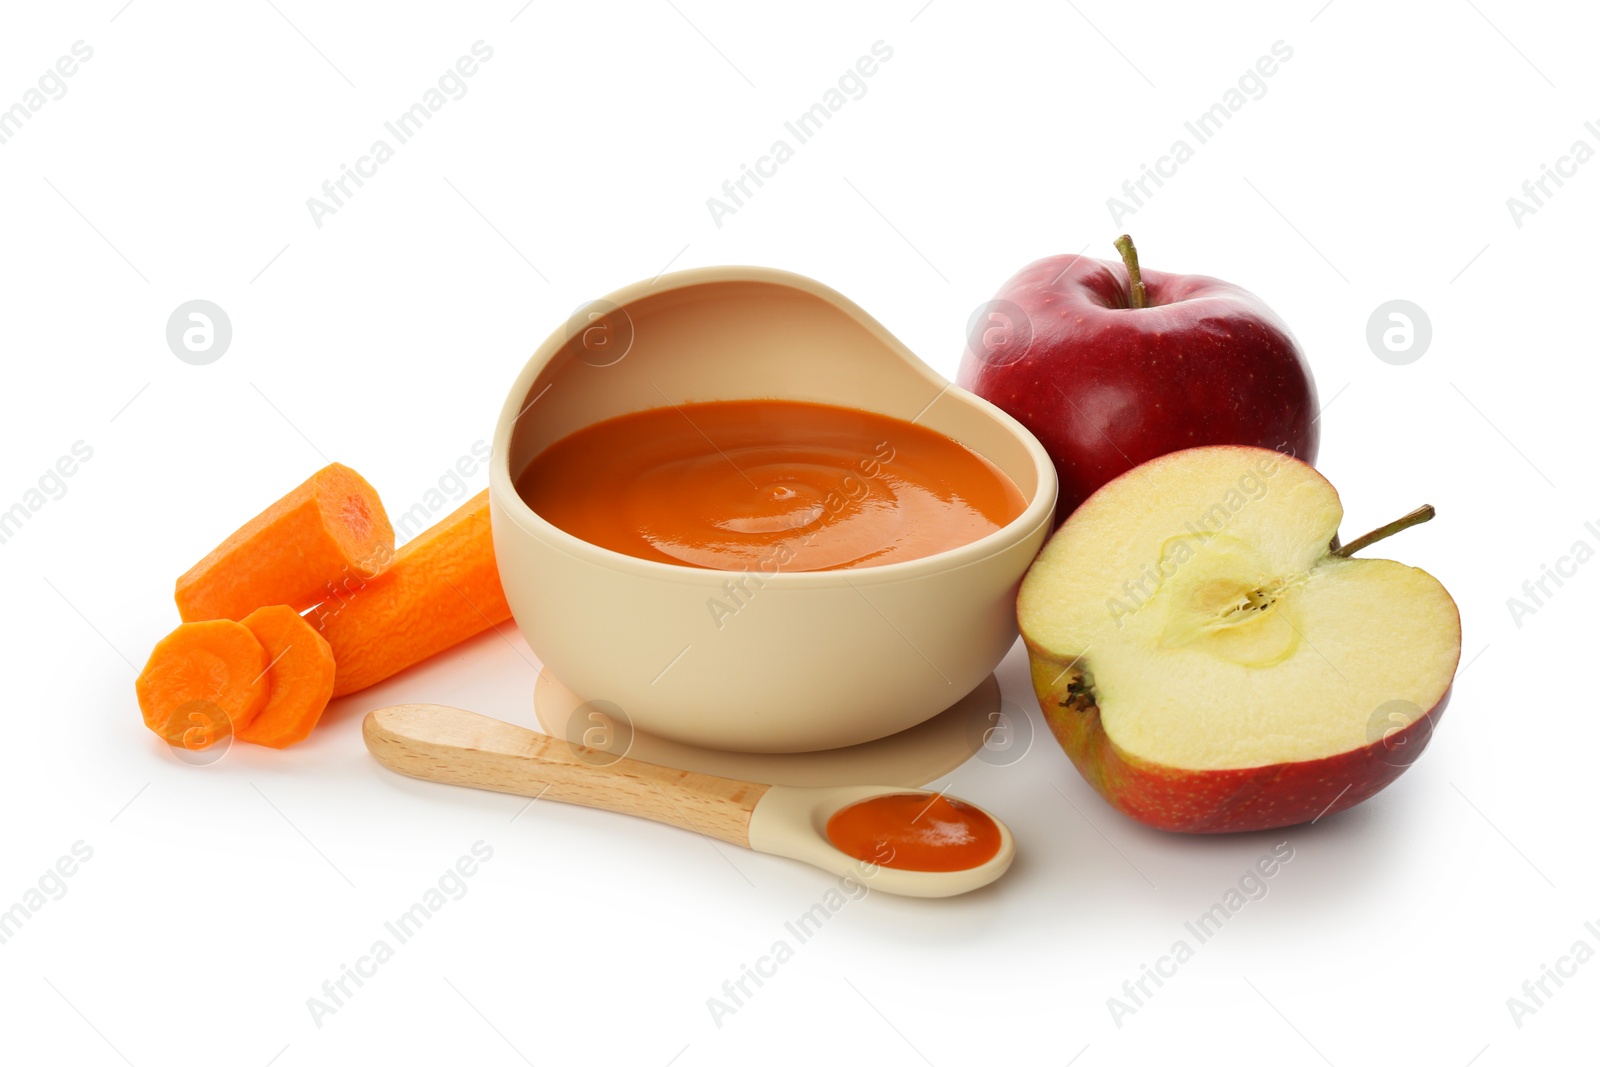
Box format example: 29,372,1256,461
746,784,1015,898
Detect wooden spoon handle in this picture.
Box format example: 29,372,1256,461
363,704,771,847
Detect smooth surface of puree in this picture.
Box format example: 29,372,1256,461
516,399,1025,571
825,793,1003,872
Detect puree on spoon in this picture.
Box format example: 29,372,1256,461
516,399,1025,571
825,792,1004,872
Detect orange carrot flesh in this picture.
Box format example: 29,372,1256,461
175,463,395,623
135,620,270,748
237,605,337,748
312,489,510,697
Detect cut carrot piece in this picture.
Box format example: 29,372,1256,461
312,489,510,697
135,620,270,748
237,605,337,748
175,463,395,623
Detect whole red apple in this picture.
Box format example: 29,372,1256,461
958,237,1319,524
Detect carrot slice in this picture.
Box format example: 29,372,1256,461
237,605,337,748
312,489,510,697
135,620,270,748
175,463,395,623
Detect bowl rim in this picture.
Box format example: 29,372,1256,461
489,264,1058,588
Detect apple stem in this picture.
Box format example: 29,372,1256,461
1332,504,1436,558
1114,234,1149,309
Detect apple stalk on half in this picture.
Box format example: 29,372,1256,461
1018,445,1461,833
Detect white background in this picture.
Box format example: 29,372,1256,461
0,1,1593,1064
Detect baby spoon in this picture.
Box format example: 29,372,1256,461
363,704,1015,898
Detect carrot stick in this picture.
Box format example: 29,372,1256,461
311,489,510,697
175,463,395,623
237,605,337,748
135,620,270,748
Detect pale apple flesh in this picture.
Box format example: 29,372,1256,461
1018,445,1461,833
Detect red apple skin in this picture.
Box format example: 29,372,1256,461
1028,649,1451,833
959,254,1319,525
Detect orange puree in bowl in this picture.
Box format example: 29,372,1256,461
516,399,1025,571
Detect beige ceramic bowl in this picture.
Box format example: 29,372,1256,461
489,266,1056,753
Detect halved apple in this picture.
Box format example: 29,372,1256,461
1018,445,1460,833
